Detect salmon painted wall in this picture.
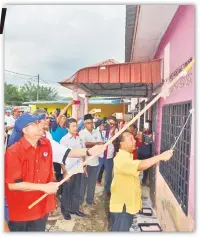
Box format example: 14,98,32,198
154,5,195,231
30,103,127,118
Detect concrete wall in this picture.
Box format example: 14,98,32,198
153,5,195,231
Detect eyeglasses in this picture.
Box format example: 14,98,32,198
109,123,116,126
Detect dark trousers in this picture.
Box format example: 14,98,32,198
138,154,151,184
80,165,98,205
97,158,113,193
53,162,63,196
97,165,104,183
142,169,149,184
53,162,62,181
110,205,133,232
8,215,48,232
61,173,82,216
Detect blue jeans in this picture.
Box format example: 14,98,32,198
110,205,133,232
97,158,113,193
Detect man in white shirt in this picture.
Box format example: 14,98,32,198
32,109,105,170
6,108,20,137
97,116,118,198
60,118,86,220
79,114,104,208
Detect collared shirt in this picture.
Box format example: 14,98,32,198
110,149,142,215
5,137,56,222
100,128,118,159
5,116,15,135
60,133,85,173
79,128,103,166
43,131,71,165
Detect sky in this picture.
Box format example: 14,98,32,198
4,5,126,97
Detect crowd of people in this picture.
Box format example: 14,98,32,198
4,102,173,232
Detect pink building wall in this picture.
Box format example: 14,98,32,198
153,5,195,231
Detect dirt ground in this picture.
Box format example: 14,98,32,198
46,183,111,232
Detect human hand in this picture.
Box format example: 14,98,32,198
89,109,96,115
88,144,106,157
83,166,88,177
160,150,173,162
63,172,70,182
42,182,59,194
67,101,74,107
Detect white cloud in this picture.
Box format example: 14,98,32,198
4,5,125,97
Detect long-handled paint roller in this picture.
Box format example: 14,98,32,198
28,59,194,210
171,108,194,150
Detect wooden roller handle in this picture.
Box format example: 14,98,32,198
28,59,194,209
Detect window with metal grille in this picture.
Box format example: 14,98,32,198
160,101,191,215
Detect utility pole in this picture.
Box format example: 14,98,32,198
37,74,39,101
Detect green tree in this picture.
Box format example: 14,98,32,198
21,82,59,101
4,82,59,105
4,83,24,105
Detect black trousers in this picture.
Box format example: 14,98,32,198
61,173,82,217
8,215,48,232
138,154,151,184
97,165,104,183
53,162,62,181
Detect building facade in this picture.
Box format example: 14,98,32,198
153,5,195,231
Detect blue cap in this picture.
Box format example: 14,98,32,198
7,113,46,147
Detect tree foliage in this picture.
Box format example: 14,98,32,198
4,82,59,105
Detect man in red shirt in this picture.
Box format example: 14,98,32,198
5,113,59,231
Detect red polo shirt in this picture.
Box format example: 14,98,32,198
5,137,56,222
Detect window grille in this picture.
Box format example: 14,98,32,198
160,101,192,215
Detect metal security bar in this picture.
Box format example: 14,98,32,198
139,101,145,131
160,101,192,215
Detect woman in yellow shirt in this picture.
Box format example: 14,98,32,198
110,131,173,232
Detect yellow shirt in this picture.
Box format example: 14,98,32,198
110,149,142,214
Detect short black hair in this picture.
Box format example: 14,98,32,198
108,116,117,122
66,118,77,128
115,131,132,152
84,114,93,121
103,117,107,122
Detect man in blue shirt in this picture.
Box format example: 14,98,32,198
51,102,73,182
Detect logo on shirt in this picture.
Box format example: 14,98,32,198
43,152,48,157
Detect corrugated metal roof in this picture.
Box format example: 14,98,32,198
71,60,161,84
60,59,119,84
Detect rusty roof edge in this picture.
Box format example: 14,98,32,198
58,58,162,85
